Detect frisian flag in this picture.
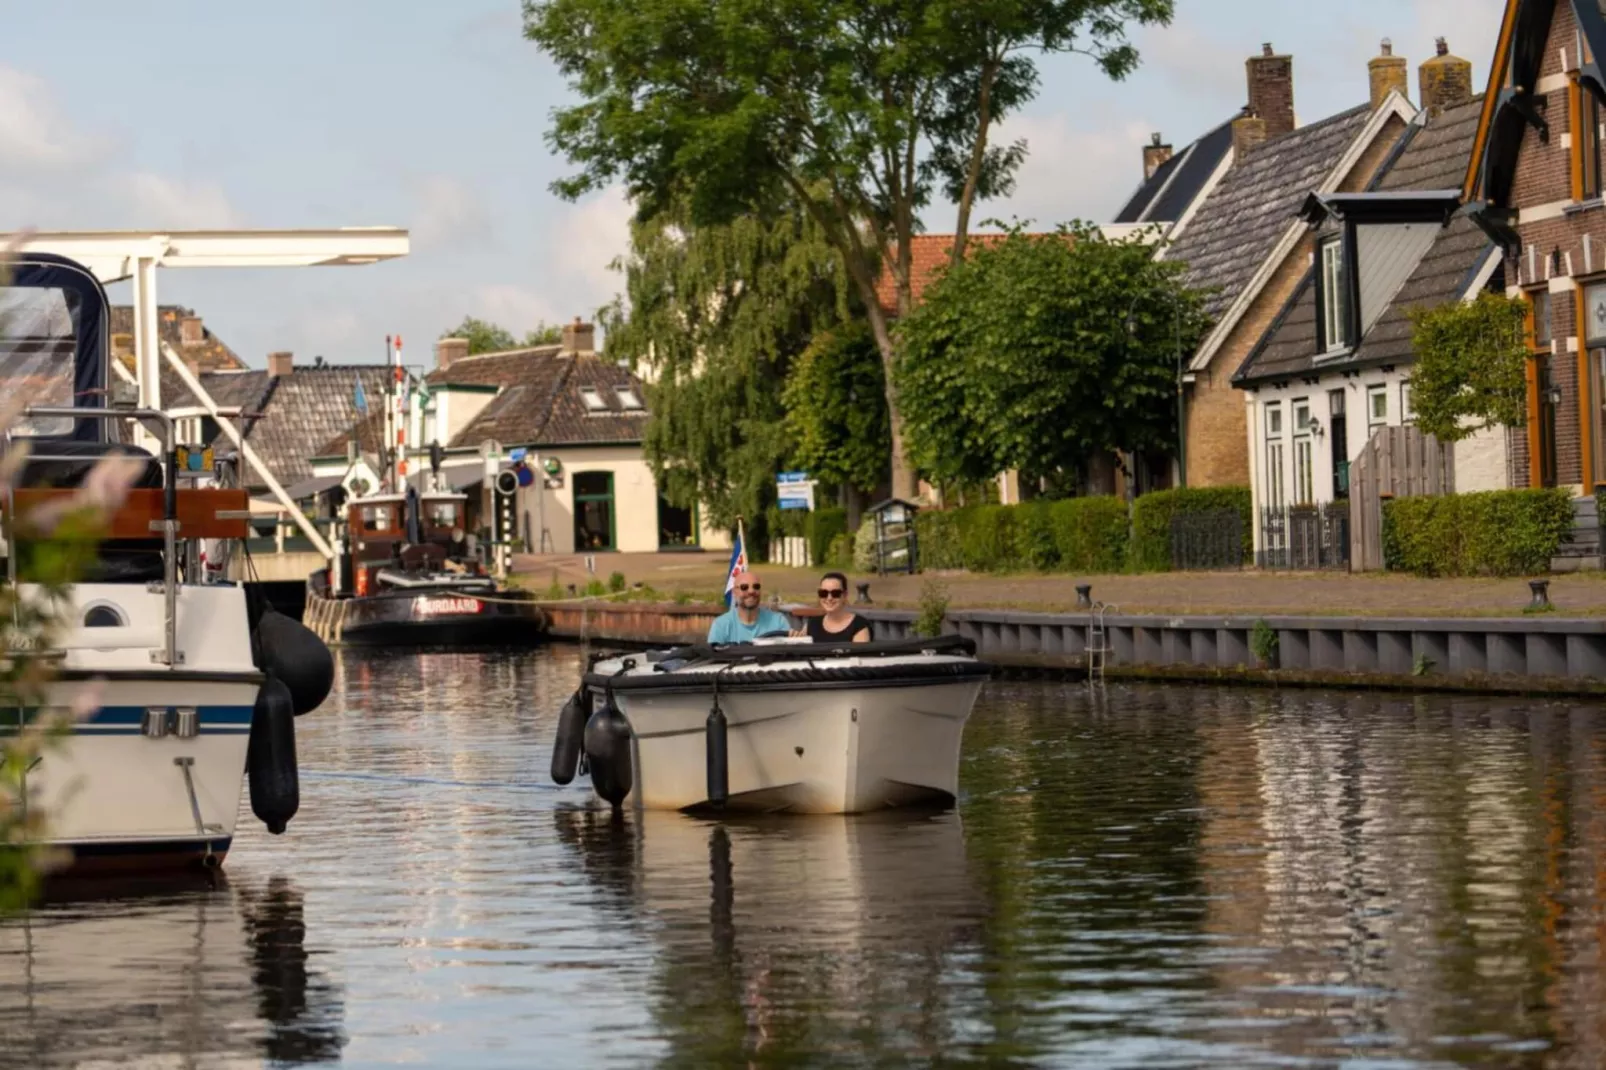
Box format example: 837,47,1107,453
723,520,748,608
353,373,369,416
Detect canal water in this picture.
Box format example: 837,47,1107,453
4,649,1606,1069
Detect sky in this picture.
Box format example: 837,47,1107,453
0,0,1506,369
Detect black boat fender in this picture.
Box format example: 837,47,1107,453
706,693,729,808
254,607,333,716
550,689,590,786
248,674,300,835
582,694,633,808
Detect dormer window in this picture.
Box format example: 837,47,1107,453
579,386,608,413
614,385,643,410
1318,237,1353,352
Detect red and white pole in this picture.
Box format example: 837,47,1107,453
394,334,408,491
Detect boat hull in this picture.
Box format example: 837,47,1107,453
613,679,983,814
335,591,547,647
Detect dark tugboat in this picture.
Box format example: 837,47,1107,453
305,485,546,646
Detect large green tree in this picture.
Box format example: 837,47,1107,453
524,0,1174,500
1406,292,1529,444
602,201,849,529
782,322,890,499
896,223,1209,487
441,316,563,355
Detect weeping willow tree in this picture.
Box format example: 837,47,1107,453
601,199,852,532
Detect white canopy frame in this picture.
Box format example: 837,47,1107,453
2,227,410,562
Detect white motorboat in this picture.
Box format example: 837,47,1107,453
2,251,331,876
550,635,990,814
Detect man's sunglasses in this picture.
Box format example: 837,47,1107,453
737,583,762,592
818,588,845,599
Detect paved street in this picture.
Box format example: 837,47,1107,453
513,552,1606,618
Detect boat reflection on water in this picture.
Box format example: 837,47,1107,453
0,876,346,1069
553,805,988,1063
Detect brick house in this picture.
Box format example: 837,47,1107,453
1166,44,1417,489
1232,61,1500,566
1462,0,1606,504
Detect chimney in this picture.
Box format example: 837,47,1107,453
1232,110,1269,160
1419,38,1474,118
267,351,294,377
436,336,469,370
1143,133,1174,181
1369,39,1409,110
561,316,595,355
180,314,204,346
1246,43,1295,140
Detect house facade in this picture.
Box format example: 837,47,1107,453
1166,43,1418,490
1232,77,1504,565
1463,0,1606,495
413,323,727,555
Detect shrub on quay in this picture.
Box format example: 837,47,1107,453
1382,488,1574,577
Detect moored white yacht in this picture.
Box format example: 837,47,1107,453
550,635,990,814
2,251,329,875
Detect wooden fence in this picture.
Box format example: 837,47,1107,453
1348,425,1455,571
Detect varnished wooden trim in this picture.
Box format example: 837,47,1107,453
1465,0,1526,200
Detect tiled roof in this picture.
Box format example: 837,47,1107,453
1115,118,1235,225
426,346,649,448
110,305,247,374
230,365,396,487
873,233,1011,315
1237,97,1493,384
1168,104,1377,322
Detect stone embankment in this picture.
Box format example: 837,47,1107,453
537,601,1606,695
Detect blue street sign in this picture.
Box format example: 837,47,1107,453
777,471,808,483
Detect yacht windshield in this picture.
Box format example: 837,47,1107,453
0,284,78,435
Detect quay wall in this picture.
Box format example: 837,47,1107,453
536,602,1606,695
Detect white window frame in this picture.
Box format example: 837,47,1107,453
578,386,608,413
1264,401,1286,509
1367,384,1388,427
614,385,643,410
1320,239,1351,353
1400,380,1414,423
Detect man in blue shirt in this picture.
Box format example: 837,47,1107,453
708,570,791,644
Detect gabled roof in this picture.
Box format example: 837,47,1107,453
425,346,649,448
1464,0,1606,207
239,365,396,487
1170,93,1417,373
1237,97,1498,384
873,233,1011,315
110,305,247,374
1114,117,1236,227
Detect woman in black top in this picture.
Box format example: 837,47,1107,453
805,571,872,643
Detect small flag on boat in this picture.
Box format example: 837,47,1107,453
723,520,748,608
353,373,369,415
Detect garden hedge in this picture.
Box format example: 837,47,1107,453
1382,488,1573,576
910,497,1128,574
1129,487,1252,572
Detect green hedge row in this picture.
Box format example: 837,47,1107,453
914,497,1130,573
1382,488,1573,576
911,487,1251,575
1129,487,1253,572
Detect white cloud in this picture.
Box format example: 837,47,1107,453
472,284,567,333
123,173,244,229
0,66,105,172
411,175,492,250
553,185,634,296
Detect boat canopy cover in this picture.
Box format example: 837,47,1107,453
1,252,110,442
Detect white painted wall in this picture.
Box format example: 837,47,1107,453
1454,425,1512,492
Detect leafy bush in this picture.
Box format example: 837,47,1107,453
584,578,608,597
1048,497,1128,572
607,571,627,592
805,507,848,568
852,514,877,572
825,532,854,568
958,506,1018,572
1009,502,1059,572
914,509,963,570
1130,487,1251,572
915,579,950,637
1382,488,1573,576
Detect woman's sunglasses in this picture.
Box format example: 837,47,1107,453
818,588,845,599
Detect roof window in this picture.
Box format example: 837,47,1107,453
579,386,608,412
615,385,643,410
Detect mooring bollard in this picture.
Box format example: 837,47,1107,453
1529,579,1552,610
1076,584,1093,609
